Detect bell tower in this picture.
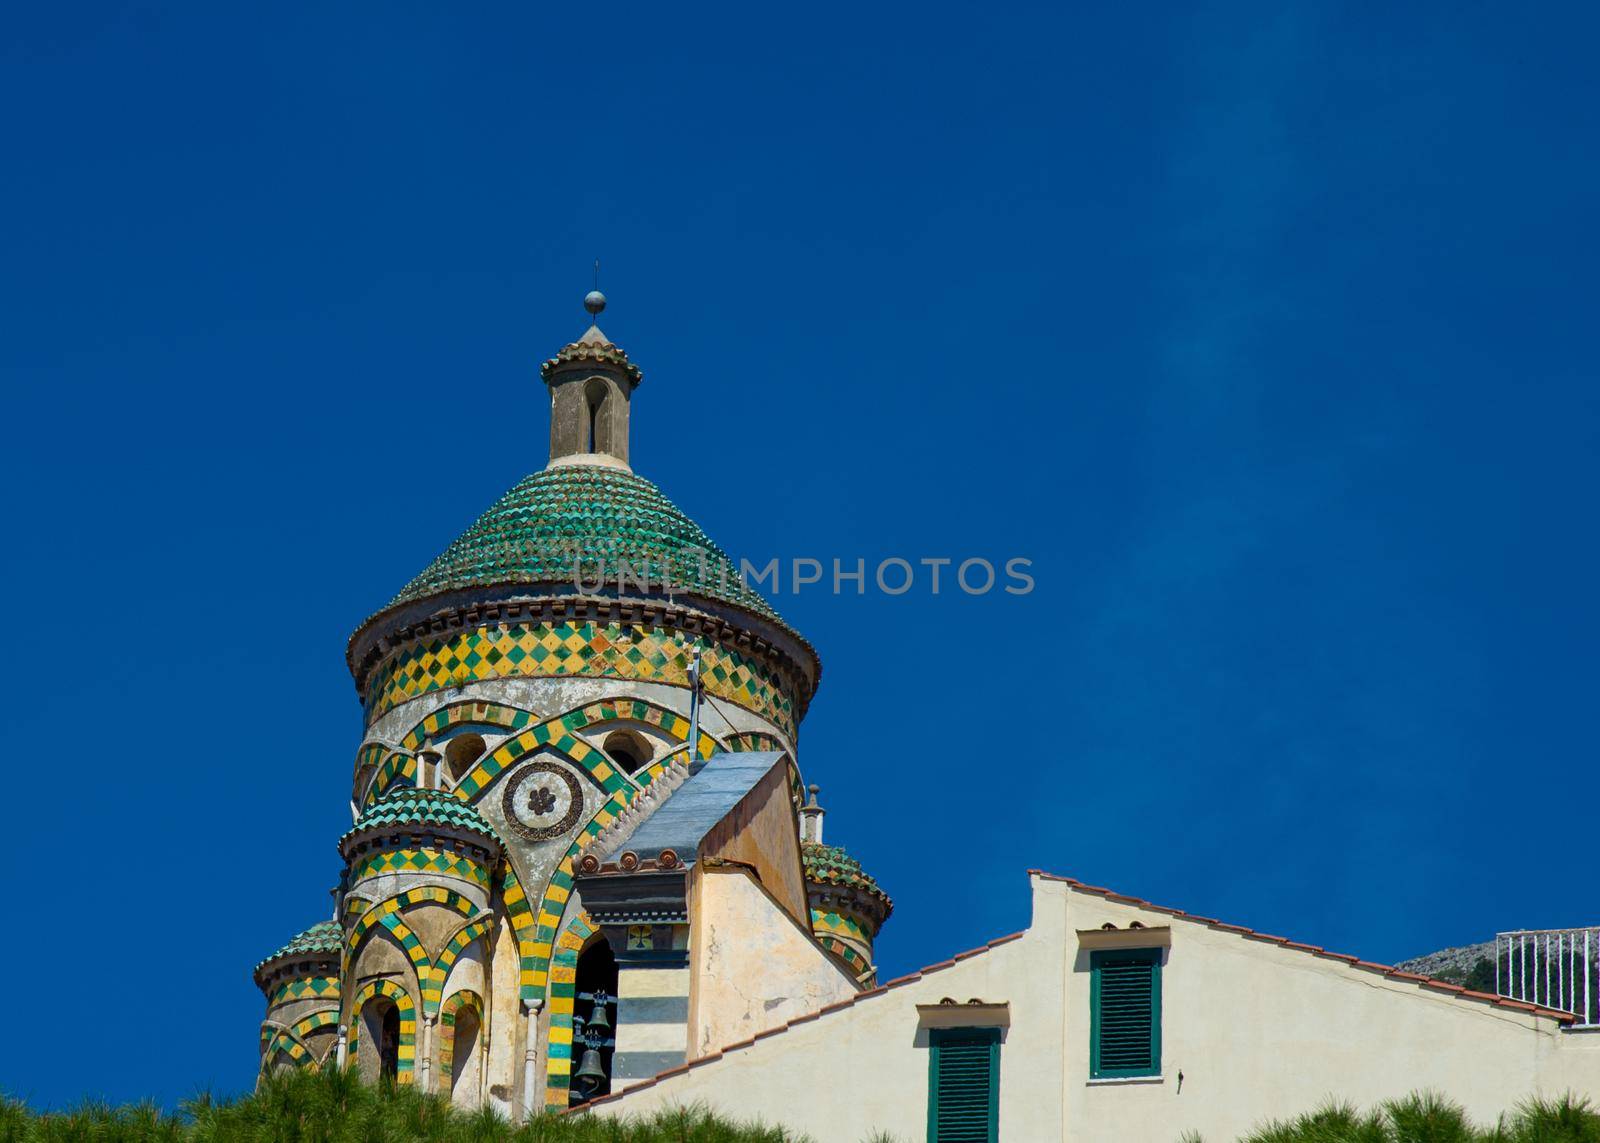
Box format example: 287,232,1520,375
541,290,643,470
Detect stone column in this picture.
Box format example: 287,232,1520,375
521,998,543,1123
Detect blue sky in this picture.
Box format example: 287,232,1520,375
2,0,1597,1110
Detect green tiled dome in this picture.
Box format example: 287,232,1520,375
340,788,500,849
802,840,892,912
255,921,341,973
386,465,790,628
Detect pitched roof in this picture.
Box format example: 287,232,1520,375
1031,870,1576,1023
598,751,786,864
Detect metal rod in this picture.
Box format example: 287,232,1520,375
686,646,703,765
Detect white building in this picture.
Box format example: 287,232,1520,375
586,870,1599,1141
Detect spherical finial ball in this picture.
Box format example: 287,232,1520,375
584,290,607,317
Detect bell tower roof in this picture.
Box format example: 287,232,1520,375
540,323,643,387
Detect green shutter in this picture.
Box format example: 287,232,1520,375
1090,947,1161,1078
926,1027,1000,1142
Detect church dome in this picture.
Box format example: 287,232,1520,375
802,841,893,918
384,465,788,628
253,920,342,994
338,788,501,858
256,920,342,972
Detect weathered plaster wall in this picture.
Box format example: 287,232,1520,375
698,766,808,925
484,916,524,1117
594,902,1064,1141
687,866,859,1058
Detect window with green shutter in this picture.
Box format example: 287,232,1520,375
926,1027,1000,1142
1090,947,1161,1078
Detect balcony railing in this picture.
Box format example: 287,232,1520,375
1496,927,1600,1027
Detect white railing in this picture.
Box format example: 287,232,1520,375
1496,927,1600,1027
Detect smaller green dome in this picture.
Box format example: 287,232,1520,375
340,788,500,853
255,921,341,974
802,840,892,913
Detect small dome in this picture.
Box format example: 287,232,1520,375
254,920,342,977
339,787,501,856
802,840,893,915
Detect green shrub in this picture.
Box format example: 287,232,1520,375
0,1068,818,1143
1238,1091,1600,1143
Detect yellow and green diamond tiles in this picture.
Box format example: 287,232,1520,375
365,621,797,737
544,911,599,1111
269,975,341,1008
350,848,491,889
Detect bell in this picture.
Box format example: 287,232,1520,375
583,1004,612,1035
573,1046,607,1087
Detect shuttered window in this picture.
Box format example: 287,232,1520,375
926,1027,1000,1142
1090,947,1162,1078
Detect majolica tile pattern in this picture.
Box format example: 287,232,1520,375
359,697,712,808
255,921,343,973
545,911,600,1110
268,975,341,1008
350,849,492,889
364,619,799,737
811,911,872,975
342,788,502,847
384,465,790,628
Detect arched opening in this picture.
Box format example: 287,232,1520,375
602,729,651,776
357,997,402,1084
444,733,486,785
568,939,618,1105
448,1006,482,1104
379,1005,401,1081
585,379,608,455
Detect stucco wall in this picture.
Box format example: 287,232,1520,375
593,887,1067,1141
688,867,859,1058
590,874,1600,1142
699,765,809,926
1058,880,1600,1141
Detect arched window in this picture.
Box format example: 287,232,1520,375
444,733,486,786
602,729,651,776
569,940,618,1105
585,380,608,455
448,1005,482,1103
